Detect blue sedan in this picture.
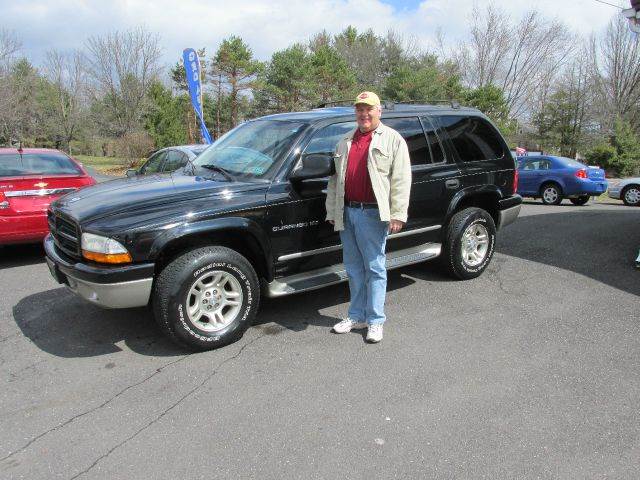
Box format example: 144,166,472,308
516,156,608,205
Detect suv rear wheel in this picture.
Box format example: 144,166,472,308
441,207,496,280
153,246,260,351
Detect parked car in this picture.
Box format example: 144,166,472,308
126,144,208,177
516,155,608,205
0,148,95,245
45,103,522,351
608,177,640,206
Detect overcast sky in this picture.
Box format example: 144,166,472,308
0,0,625,70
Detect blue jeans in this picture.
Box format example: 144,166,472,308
340,206,389,325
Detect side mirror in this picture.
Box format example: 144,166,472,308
290,153,335,182
125,168,138,178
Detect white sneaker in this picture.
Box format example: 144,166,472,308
366,324,383,343
332,318,368,334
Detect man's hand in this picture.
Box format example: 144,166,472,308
389,219,404,234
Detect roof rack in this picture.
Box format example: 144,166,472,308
315,99,462,109
394,99,461,109
314,100,354,108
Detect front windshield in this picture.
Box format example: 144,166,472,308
192,120,307,179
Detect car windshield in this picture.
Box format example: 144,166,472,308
0,153,82,177
192,120,307,179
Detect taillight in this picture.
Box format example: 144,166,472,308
575,169,587,179
513,168,519,194
0,191,7,209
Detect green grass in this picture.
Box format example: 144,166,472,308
75,155,140,175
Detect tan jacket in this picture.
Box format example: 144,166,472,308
325,122,412,231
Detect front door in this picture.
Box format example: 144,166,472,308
266,121,354,277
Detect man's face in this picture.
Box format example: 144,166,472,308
355,104,381,132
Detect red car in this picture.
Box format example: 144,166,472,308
0,148,95,245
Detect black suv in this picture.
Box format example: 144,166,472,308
45,103,522,351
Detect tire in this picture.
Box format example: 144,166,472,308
441,207,496,280
540,183,563,205
622,185,640,207
570,195,590,206
152,246,260,351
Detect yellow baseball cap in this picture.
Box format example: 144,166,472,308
354,91,380,106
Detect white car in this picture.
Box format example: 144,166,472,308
608,177,640,206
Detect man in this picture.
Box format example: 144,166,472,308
325,91,411,343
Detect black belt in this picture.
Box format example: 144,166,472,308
346,201,378,209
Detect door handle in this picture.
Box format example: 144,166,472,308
445,179,460,189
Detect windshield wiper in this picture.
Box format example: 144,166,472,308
199,164,234,181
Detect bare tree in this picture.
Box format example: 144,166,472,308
0,29,21,144
455,6,574,118
591,15,640,130
44,50,87,153
84,27,162,137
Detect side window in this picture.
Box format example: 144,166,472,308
304,122,355,155
383,117,430,167
163,150,188,172
139,151,166,174
539,159,551,170
439,116,507,162
420,116,446,164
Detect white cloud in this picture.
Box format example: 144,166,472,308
0,0,622,70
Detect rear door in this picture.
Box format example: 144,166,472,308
437,115,512,195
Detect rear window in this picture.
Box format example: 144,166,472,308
439,116,506,162
0,153,82,177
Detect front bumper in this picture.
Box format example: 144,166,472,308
497,195,522,229
608,186,621,199
44,234,154,309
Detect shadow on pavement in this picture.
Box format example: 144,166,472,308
253,266,444,334
13,287,186,358
0,244,46,270
496,207,640,297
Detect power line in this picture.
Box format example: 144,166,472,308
593,0,624,9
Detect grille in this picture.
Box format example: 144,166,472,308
48,211,81,258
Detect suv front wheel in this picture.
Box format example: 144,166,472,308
441,207,496,280
153,246,260,351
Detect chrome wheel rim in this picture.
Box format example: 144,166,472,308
625,188,640,205
461,223,490,267
186,270,243,332
543,187,558,204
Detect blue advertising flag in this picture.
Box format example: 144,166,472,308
182,48,213,144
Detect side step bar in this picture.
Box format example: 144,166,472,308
266,242,441,298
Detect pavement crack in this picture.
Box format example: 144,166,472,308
69,332,267,480
0,354,189,464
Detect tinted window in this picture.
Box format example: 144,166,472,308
163,150,188,172
439,116,506,162
140,151,166,174
383,117,430,166
420,116,446,164
0,153,82,177
304,122,355,155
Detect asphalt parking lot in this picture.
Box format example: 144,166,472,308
1,201,639,480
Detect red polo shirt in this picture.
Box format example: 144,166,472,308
344,129,376,203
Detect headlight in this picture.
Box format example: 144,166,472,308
81,233,132,264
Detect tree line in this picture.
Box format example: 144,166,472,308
0,5,639,175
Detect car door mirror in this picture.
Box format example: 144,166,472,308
125,168,138,178
290,153,335,182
